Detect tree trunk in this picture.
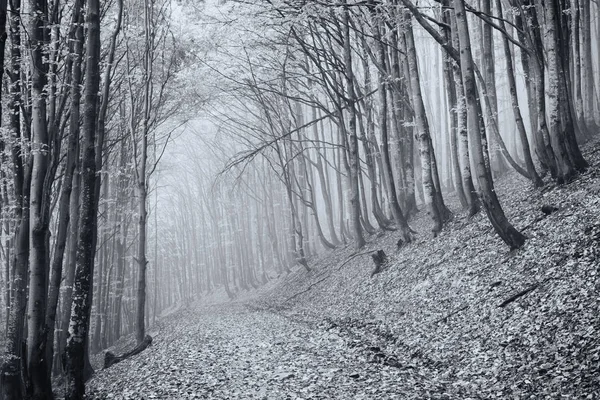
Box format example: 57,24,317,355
480,0,509,176
0,0,28,396
112,179,128,343
570,0,587,135
1,200,29,400
404,13,444,235
454,0,526,249
495,0,542,187
311,106,341,244
26,0,52,394
359,41,393,230
343,2,366,249
389,26,417,216
64,0,101,395
134,0,154,345
580,0,598,131
450,10,479,216
441,0,468,209
530,27,558,177
370,4,413,242
45,0,84,379
541,0,585,183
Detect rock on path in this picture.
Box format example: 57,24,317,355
86,303,414,399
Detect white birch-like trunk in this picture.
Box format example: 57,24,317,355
403,13,443,235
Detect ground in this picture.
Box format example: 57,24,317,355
86,303,423,399
84,137,600,399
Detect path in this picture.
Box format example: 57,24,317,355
86,303,416,399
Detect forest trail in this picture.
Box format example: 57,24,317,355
84,138,600,400
86,302,414,399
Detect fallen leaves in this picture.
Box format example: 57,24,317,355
252,138,600,398
84,138,600,399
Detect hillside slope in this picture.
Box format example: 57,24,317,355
253,137,600,398
85,138,600,399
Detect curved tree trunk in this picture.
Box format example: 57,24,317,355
454,0,526,249
495,0,542,187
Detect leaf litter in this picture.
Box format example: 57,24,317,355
87,137,600,399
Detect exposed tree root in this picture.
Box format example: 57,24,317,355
104,335,153,369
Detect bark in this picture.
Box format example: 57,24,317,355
541,0,586,183
293,103,316,254
370,3,413,242
353,94,377,235
554,1,587,173
45,0,84,378
441,0,468,209
112,174,129,343
580,0,598,131
429,136,452,221
359,42,393,230
0,0,28,396
135,0,153,345
511,0,544,170
88,0,123,351
495,0,542,187
404,13,445,235
596,0,600,118
64,0,101,395
302,152,337,249
454,0,526,249
571,0,586,134
480,0,508,175
103,335,152,369
450,10,479,216
0,200,29,400
0,0,6,101
26,0,52,394
334,131,348,244
92,174,110,353
55,164,80,376
292,105,312,256
343,2,366,248
311,106,341,244
393,34,418,218
528,8,557,177
263,185,287,275
281,137,308,268
136,179,148,344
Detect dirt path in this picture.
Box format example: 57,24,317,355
86,303,418,399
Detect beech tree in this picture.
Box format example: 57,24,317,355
64,0,101,395
0,0,597,397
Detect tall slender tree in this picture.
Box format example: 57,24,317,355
64,0,101,395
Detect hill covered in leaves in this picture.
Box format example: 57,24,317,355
86,138,600,399
252,137,600,398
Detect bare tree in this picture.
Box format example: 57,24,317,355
64,0,102,395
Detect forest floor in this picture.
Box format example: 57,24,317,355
86,136,600,399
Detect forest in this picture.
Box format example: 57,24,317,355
0,0,599,398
